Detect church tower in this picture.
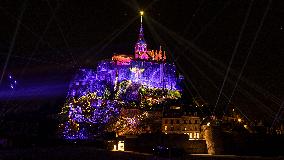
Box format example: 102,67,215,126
135,11,149,60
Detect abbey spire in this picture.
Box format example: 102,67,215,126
135,11,149,60
138,11,145,42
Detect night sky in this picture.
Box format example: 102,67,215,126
0,0,283,122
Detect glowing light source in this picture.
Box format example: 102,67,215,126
140,11,144,16
112,54,132,65
113,145,117,151
8,74,17,89
238,118,242,123
118,141,125,151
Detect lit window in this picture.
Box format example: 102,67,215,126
197,133,200,139
113,145,117,151
118,141,124,151
189,132,193,139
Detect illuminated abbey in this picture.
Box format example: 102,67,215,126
59,11,184,139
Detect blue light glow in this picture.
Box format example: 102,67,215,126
59,59,183,139
59,14,184,139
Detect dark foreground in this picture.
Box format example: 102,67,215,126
0,146,283,160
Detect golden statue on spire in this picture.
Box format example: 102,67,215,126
140,11,144,23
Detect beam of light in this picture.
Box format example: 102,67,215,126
148,15,277,120
4,3,66,107
182,0,205,36
0,5,59,54
0,1,26,86
96,17,137,55
148,10,281,106
190,46,275,119
144,13,166,48
20,2,62,76
146,16,207,99
0,81,68,123
122,0,140,11
81,23,123,58
184,46,276,120
146,16,208,98
0,82,68,101
46,0,78,67
82,16,138,61
272,100,284,128
227,0,272,109
182,50,252,122
192,0,232,41
82,0,160,60
144,16,198,98
213,0,255,114
0,53,71,67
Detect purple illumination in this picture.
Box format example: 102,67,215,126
67,60,182,98
59,13,184,139
7,74,17,89
0,82,67,100
135,17,148,60
59,59,183,139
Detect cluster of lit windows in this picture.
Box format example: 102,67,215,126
163,125,200,139
164,119,199,124
162,115,202,140
163,125,199,131
186,132,200,139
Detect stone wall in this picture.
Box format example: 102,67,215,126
124,134,207,154
182,140,207,153
203,125,224,154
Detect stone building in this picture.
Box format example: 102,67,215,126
161,106,202,140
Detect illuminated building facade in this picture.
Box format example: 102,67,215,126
162,106,202,140
59,12,184,139
162,116,201,140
